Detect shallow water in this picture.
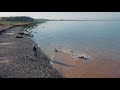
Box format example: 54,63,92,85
24,21,120,77
26,21,120,61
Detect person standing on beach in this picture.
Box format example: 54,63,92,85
33,44,37,57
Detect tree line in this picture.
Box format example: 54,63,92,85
0,16,34,22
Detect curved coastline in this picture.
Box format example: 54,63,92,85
0,25,62,78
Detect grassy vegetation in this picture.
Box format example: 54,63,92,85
0,16,49,27
0,21,34,26
0,16,36,26
0,17,48,37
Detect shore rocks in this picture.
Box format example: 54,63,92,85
18,32,24,35
16,36,23,38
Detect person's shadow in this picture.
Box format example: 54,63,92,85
51,60,75,67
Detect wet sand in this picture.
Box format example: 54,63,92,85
51,50,120,78
0,26,62,78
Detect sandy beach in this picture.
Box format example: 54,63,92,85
0,26,62,78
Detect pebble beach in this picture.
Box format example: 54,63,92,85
0,26,62,78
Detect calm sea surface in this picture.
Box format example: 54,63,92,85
27,21,120,61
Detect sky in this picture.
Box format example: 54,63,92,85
0,12,120,20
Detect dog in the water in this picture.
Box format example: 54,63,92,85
78,55,89,60
54,48,61,52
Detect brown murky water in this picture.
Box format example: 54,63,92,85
51,51,120,78
28,21,120,78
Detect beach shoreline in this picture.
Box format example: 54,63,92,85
0,25,62,78
51,49,120,78
1,23,120,78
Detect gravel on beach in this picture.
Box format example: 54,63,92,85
0,26,62,78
